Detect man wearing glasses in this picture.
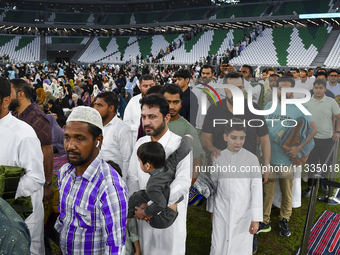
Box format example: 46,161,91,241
327,69,340,97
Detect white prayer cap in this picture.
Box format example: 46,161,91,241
66,106,103,130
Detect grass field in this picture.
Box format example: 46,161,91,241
186,180,340,255
51,154,340,255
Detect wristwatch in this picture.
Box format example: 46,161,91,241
43,182,52,187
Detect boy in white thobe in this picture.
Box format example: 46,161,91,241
207,118,263,255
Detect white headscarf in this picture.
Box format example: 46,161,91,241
92,85,99,97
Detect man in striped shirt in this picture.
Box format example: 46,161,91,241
55,106,128,255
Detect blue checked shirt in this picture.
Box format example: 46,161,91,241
55,155,128,255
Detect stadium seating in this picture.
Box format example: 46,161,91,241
134,12,161,24
78,37,139,63
47,12,95,24
0,35,40,62
2,10,36,23
104,13,131,25
160,8,211,22
324,33,340,68
230,27,330,67
273,0,331,16
45,37,90,45
216,3,267,19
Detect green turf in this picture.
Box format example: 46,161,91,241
50,144,340,254
186,180,340,255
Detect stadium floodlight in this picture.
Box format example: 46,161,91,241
307,19,319,26
332,18,339,25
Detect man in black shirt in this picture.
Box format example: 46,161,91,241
174,69,198,127
201,71,271,174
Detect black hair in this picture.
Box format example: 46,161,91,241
269,74,279,78
88,123,102,141
106,160,122,177
262,68,267,74
160,84,184,100
315,71,328,79
174,69,191,80
200,65,214,75
139,74,155,84
276,76,295,87
10,78,32,99
146,85,162,96
140,94,169,118
329,69,339,75
223,71,244,85
137,142,165,169
241,65,253,77
224,118,247,135
95,91,118,112
0,77,11,103
313,78,327,88
292,68,300,73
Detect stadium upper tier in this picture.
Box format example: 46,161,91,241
273,0,330,16
75,26,331,67
0,35,40,62
0,24,336,68
230,26,331,67
0,0,332,26
324,33,340,68
215,3,267,19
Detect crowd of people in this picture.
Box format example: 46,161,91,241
1,60,340,255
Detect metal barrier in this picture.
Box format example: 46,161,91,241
299,139,340,255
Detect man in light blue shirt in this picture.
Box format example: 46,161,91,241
303,78,340,197
326,69,340,97
260,76,317,237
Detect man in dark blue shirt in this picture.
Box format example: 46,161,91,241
174,69,198,127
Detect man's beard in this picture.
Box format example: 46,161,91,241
8,98,19,111
101,112,109,123
66,149,94,166
330,78,337,84
200,77,212,84
144,120,166,137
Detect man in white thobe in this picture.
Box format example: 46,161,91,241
123,74,156,142
94,91,133,181
127,95,191,255
294,69,313,99
0,77,45,255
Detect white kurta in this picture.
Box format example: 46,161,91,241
207,148,263,255
123,93,142,142
0,113,45,255
100,115,133,182
127,129,191,255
